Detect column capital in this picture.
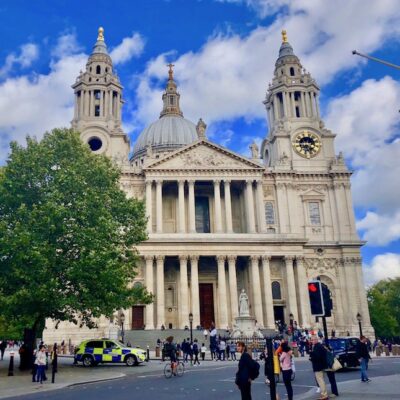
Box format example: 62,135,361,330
144,255,154,262
227,255,237,263
179,254,189,262
224,179,231,185
187,179,195,185
156,255,165,262
213,179,221,185
261,255,272,263
285,255,295,262
216,255,226,263
145,180,153,186
250,255,260,263
178,179,185,185
296,256,305,263
246,179,254,185
155,179,163,185
190,255,200,262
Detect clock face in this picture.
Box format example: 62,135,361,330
292,131,321,158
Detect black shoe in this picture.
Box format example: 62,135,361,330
366,379,371,383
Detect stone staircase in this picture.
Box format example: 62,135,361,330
124,328,278,349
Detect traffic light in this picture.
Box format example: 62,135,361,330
321,282,333,317
308,280,325,316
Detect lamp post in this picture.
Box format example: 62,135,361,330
120,312,125,344
289,313,294,343
356,312,363,337
189,312,193,344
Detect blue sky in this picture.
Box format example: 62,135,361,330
0,0,399,284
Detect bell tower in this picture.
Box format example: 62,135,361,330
261,30,338,172
72,27,130,164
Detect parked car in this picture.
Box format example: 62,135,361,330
328,337,361,368
74,339,147,367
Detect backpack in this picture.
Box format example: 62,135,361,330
249,358,260,380
164,342,174,356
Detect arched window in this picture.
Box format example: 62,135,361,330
290,67,295,76
96,65,101,74
272,281,282,299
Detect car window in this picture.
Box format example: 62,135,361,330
86,341,104,348
329,339,346,351
105,341,119,350
348,339,358,350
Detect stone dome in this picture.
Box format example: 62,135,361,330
132,115,198,158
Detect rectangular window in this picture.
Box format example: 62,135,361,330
169,96,175,105
309,202,321,225
95,105,100,116
94,90,101,100
264,201,275,225
195,196,210,233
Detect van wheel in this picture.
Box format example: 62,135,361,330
125,355,138,366
82,355,94,367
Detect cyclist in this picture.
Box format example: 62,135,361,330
164,336,177,375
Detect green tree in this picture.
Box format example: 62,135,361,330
0,128,151,340
367,277,400,338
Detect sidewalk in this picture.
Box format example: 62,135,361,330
298,374,400,400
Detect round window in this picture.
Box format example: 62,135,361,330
88,137,102,151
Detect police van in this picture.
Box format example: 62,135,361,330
74,339,147,367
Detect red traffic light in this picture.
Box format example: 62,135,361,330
308,283,318,292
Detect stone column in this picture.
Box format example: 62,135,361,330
256,180,266,233
104,90,108,117
290,92,296,117
300,92,306,117
282,91,288,117
178,180,186,233
145,256,155,329
179,255,189,328
213,180,223,233
90,90,94,117
250,256,264,326
156,255,165,329
284,256,298,322
145,180,153,233
188,180,196,233
273,97,279,120
190,255,200,328
245,180,256,233
295,257,310,327
109,90,113,118
224,180,233,233
217,256,228,328
79,91,84,118
156,180,163,233
261,256,275,329
228,255,239,321
99,90,104,116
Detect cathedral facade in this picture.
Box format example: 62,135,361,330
44,28,373,344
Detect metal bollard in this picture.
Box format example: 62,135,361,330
146,346,150,362
8,351,14,376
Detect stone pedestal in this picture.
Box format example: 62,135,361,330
231,316,263,338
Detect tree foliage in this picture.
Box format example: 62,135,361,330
0,128,151,337
367,277,400,338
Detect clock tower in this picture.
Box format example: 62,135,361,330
71,27,130,165
261,31,339,172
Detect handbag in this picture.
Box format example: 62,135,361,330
331,358,342,371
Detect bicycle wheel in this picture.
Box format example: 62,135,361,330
164,363,173,379
176,361,185,377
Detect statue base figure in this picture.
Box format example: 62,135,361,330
231,315,264,339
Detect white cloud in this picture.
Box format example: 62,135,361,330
0,43,39,78
51,33,84,59
110,33,145,65
363,253,400,286
217,0,291,18
0,53,87,160
357,211,400,247
134,0,400,126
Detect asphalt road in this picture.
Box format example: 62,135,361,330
10,357,400,400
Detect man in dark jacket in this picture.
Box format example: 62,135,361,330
309,336,328,400
356,336,371,382
235,341,253,400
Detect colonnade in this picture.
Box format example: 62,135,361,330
145,179,267,234
74,89,121,120
143,254,311,330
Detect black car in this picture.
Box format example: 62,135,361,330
328,337,361,368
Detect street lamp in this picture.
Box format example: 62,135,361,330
289,313,294,343
120,312,125,344
356,312,363,337
189,312,193,344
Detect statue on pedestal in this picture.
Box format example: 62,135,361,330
239,289,250,317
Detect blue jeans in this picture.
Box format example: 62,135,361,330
36,365,45,383
360,358,369,381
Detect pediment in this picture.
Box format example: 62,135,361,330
145,140,264,171
300,188,325,199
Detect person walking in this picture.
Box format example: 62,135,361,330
192,339,200,365
34,345,47,384
356,335,371,382
324,343,339,397
280,342,293,400
203,328,208,342
219,338,226,361
259,345,272,385
201,343,206,361
235,341,253,400
230,341,237,361
309,336,328,400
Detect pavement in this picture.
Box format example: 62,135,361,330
0,348,399,399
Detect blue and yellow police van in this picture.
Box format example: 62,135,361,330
74,339,147,367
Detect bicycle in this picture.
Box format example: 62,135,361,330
164,360,184,378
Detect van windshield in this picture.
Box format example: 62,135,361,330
329,339,346,351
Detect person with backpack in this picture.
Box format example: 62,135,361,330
235,341,259,400
192,339,200,365
164,336,178,374
280,342,293,400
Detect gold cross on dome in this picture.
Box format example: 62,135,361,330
167,63,175,80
